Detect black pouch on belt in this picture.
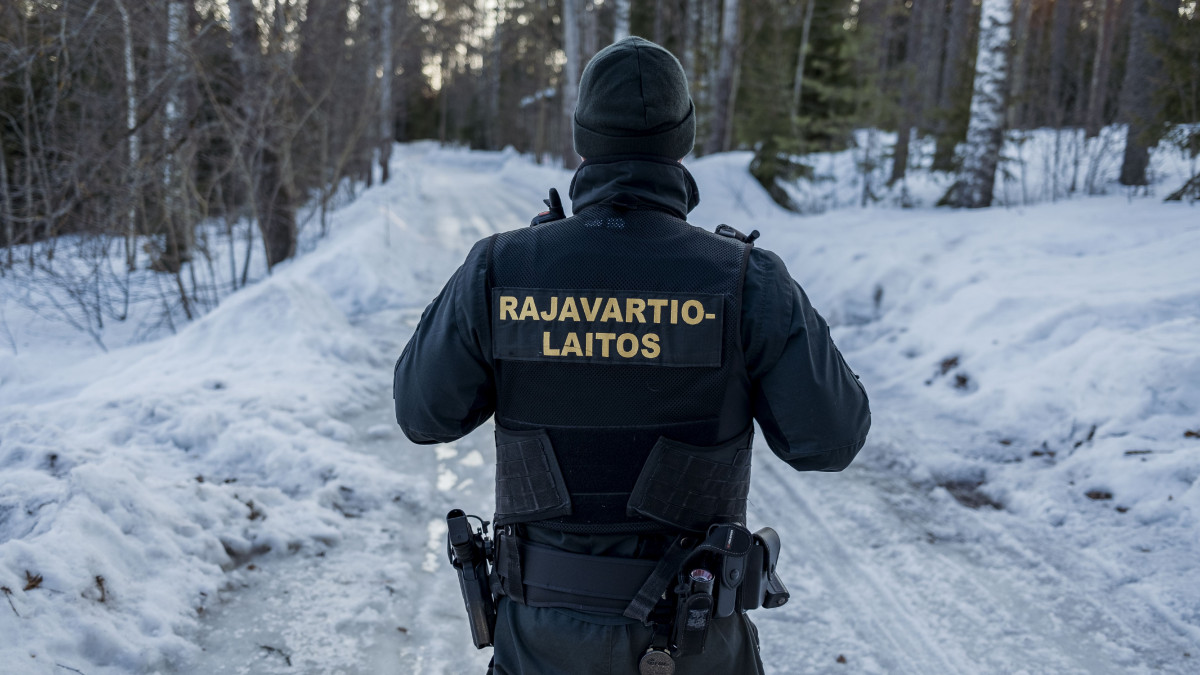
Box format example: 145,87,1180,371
739,527,789,611
672,568,716,656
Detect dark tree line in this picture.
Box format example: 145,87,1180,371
2,1,1198,323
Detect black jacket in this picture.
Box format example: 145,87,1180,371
394,157,869,477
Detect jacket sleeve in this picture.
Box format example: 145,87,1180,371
393,238,495,444
741,247,870,471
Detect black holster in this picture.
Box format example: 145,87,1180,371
446,509,497,649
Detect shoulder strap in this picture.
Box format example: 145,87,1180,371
714,224,760,244
713,224,758,355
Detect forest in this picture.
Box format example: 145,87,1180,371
1,0,1198,332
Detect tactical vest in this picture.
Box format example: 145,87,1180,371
486,203,754,534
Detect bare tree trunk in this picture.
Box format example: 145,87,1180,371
1047,0,1071,127
1,140,12,269
114,0,141,271
947,0,1011,208
696,0,720,149
378,0,394,183
1007,0,1035,129
789,0,815,128
892,0,926,184
488,1,502,149
682,0,699,89
21,71,35,267
438,51,449,144
161,0,191,274
917,0,945,122
705,0,741,154
562,0,582,168
583,0,598,61
228,0,261,186
933,0,976,170
654,0,667,45
229,0,295,269
613,0,631,41
1084,0,1117,138
1118,0,1172,186
165,0,187,175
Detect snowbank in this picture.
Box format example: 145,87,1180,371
772,126,1197,213
1,150,421,672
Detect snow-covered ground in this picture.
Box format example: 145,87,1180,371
1,142,1198,674
778,125,1197,213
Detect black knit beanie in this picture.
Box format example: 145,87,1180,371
573,37,696,159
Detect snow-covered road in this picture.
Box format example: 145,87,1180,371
178,147,1199,674
3,144,1197,674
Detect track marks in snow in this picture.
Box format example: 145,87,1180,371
413,160,540,251
751,461,970,674
750,456,1197,674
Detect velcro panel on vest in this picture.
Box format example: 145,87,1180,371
494,426,572,526
626,428,754,532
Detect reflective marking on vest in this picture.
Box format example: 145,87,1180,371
492,287,724,367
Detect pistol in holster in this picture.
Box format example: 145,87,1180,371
669,523,791,657
446,509,497,649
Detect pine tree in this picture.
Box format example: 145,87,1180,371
1153,0,1200,200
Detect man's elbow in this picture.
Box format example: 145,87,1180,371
398,423,449,445
814,394,872,471
757,395,871,472
394,396,459,445
784,436,867,472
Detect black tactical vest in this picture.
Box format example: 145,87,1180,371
486,168,754,535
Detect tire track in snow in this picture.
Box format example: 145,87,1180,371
750,452,1197,674
751,460,970,674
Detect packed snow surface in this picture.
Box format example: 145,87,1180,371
1,142,1198,674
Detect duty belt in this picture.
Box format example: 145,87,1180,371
494,523,789,622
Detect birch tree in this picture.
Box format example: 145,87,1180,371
789,0,814,131
613,0,631,41
705,0,741,154
378,0,395,183
583,0,598,61
158,0,192,274
945,0,1011,208
562,0,582,168
113,0,140,270
486,0,502,149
